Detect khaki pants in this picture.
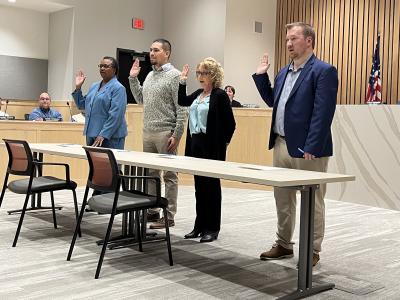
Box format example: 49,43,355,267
273,136,329,253
143,130,178,220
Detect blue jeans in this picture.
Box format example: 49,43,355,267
86,136,125,150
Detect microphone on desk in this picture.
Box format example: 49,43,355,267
66,101,75,122
4,99,9,116
0,98,15,120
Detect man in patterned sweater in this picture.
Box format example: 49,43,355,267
129,38,187,229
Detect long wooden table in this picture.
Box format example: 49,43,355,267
27,143,354,299
0,107,274,190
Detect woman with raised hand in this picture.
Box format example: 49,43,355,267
72,56,127,149
178,57,236,243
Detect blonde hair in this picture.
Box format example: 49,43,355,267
196,57,224,88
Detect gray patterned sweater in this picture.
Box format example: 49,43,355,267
129,63,187,139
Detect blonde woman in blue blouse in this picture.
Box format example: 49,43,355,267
178,57,236,243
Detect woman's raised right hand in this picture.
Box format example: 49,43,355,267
75,70,86,89
180,64,190,81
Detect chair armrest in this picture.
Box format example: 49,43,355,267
119,175,161,199
33,161,71,182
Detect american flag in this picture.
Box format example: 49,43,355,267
365,35,382,103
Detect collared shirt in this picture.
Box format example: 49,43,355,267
274,55,311,136
153,63,174,72
29,107,63,121
189,94,210,135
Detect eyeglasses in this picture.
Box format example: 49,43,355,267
196,71,211,76
98,64,113,69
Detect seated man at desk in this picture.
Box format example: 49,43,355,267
29,92,63,121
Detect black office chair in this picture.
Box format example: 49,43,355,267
0,139,79,247
67,146,173,279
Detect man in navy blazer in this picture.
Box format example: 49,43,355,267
252,22,338,266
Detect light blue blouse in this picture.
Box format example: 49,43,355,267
189,94,210,135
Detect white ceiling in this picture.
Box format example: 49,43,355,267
0,0,70,13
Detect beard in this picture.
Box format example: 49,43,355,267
288,51,298,59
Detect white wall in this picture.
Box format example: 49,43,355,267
3,0,278,101
328,105,400,211
0,5,49,59
47,0,164,99
163,0,226,91
48,8,74,100
224,0,276,107
68,0,164,97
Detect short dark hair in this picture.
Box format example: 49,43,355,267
103,56,119,75
152,38,172,58
286,22,315,49
224,85,235,95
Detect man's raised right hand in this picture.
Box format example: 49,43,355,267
129,58,141,78
256,53,271,75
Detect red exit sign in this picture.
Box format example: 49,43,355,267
132,18,144,30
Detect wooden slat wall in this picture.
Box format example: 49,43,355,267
275,0,400,104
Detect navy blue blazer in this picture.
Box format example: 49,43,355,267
252,55,338,158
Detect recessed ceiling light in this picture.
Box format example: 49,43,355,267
8,0,17,3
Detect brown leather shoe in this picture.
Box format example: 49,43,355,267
260,244,294,260
149,218,175,229
312,253,320,266
296,253,320,268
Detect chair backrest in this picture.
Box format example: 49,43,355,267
3,139,35,176
83,146,120,192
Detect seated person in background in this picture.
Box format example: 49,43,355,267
0,99,9,117
224,85,242,107
29,92,63,121
0,112,8,117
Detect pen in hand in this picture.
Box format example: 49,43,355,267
298,147,316,160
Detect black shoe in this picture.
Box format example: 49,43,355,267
184,229,203,239
146,212,161,222
200,231,219,243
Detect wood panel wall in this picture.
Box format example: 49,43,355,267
275,0,400,104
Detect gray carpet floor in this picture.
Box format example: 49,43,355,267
0,186,399,299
